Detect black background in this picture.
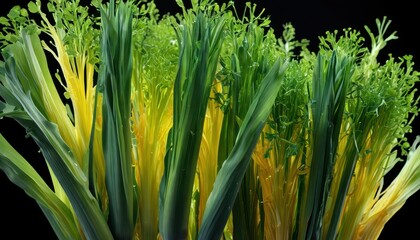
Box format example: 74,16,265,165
0,0,419,239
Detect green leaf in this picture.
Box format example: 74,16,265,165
7,6,21,20
47,2,55,13
0,102,15,114
0,134,81,240
0,16,10,26
20,8,28,17
28,1,39,14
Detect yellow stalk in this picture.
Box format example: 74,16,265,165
354,136,420,239
91,94,107,210
336,131,396,238
41,19,94,167
37,9,106,223
255,121,306,239
47,17,106,203
197,80,224,227
252,129,276,239
321,122,351,236
132,53,174,239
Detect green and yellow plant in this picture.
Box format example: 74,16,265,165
0,0,419,239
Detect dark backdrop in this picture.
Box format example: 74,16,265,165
0,0,418,239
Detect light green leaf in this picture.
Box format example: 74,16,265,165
0,16,9,26
0,134,81,240
27,2,39,14
7,6,21,20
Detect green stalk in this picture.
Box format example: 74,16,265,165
302,51,353,239
159,11,225,240
198,58,289,240
230,28,262,240
220,16,276,238
99,1,135,239
325,110,368,239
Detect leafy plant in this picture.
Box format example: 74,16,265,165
0,0,419,239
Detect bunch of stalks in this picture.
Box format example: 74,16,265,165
0,1,419,239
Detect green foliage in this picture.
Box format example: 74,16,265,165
0,1,419,240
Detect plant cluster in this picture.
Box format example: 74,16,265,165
0,0,419,239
